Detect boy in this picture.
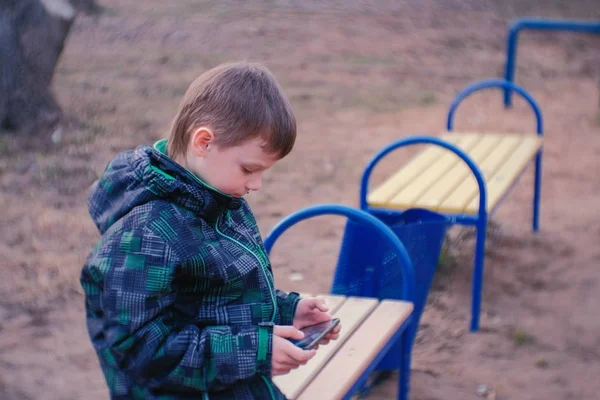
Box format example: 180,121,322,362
80,62,340,399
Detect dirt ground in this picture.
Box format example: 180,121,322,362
1,1,600,399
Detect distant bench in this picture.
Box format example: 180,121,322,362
361,79,544,332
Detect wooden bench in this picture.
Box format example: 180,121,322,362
359,79,544,332
263,205,419,400
367,133,543,214
274,294,413,400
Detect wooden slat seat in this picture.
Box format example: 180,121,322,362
367,133,543,214
273,295,413,400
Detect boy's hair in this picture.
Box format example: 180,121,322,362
167,62,296,160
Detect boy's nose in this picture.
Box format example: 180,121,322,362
247,175,262,191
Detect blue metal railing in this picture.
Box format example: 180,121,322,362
264,204,416,303
448,78,543,135
263,204,417,399
359,136,488,331
447,78,544,232
504,18,600,107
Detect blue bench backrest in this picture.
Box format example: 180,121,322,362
332,208,449,370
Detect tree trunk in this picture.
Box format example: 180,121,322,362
0,0,75,136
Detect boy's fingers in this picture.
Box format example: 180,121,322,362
286,346,316,363
326,326,341,337
273,367,291,376
313,298,329,312
273,351,294,365
274,325,304,340
325,325,341,337
325,333,338,341
276,360,300,369
285,361,301,368
277,336,316,363
299,357,312,365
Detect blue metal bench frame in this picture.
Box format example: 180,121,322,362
263,204,416,400
503,17,600,107
360,79,544,332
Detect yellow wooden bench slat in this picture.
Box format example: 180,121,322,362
367,133,543,215
297,300,414,400
367,134,469,207
469,135,523,180
386,135,482,209
367,147,444,206
274,297,379,399
464,135,543,213
410,133,504,210
438,134,541,213
436,134,525,213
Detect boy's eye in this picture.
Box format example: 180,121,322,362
242,167,253,174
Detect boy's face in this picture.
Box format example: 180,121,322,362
183,127,279,198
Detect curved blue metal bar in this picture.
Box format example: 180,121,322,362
264,204,418,398
263,204,416,303
359,136,489,331
504,18,600,107
446,78,544,233
447,78,544,135
360,136,488,215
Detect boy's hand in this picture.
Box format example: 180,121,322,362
315,321,341,347
293,297,331,329
271,325,316,376
293,297,341,347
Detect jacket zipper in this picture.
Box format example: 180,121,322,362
215,213,277,322
257,247,275,282
262,376,277,399
215,214,279,400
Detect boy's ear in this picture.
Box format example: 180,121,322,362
190,127,215,157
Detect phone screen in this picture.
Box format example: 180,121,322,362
291,318,340,350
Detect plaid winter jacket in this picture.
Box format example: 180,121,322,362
80,139,300,399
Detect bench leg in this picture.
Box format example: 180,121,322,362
397,330,413,400
532,150,543,232
470,219,487,332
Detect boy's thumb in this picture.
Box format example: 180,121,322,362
315,298,329,312
274,325,304,340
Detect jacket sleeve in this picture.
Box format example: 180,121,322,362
82,227,273,392
275,290,301,326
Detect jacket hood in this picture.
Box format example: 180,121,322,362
88,139,242,234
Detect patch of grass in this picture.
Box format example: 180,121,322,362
84,121,105,134
0,135,14,157
535,358,550,369
95,4,117,16
36,162,98,195
70,119,106,145
437,237,458,276
102,6,118,16
431,235,459,293
72,130,97,145
42,163,67,182
530,279,546,291
73,120,105,145
419,91,438,106
342,90,417,113
511,327,536,346
340,54,398,66
170,85,189,98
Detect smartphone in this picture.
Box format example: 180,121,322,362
291,318,340,350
